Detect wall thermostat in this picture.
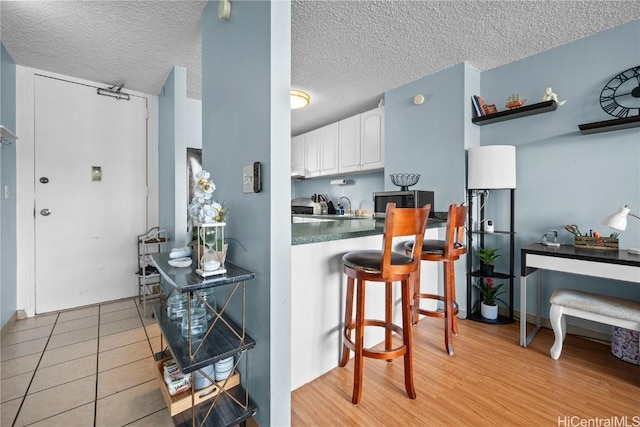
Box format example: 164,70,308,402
243,161,262,193
485,219,494,233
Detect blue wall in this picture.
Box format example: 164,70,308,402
385,62,471,211
158,68,178,242
1,43,17,328
379,22,639,319
293,171,383,212
201,1,291,425
480,21,640,311
159,66,193,244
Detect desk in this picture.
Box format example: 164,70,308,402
520,243,640,347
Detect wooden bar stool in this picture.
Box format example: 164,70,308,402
404,203,467,356
339,202,430,405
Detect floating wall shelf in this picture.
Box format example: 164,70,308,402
472,100,558,126
578,115,640,135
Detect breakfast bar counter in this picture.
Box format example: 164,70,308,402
290,212,449,390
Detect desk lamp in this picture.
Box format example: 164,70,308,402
601,205,640,255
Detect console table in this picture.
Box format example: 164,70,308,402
520,243,640,347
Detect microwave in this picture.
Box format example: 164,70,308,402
373,190,435,218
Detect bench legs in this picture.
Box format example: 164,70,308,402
549,304,566,360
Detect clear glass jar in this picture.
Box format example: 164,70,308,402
196,288,216,322
167,294,188,320
181,307,208,339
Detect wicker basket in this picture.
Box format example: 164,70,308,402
574,236,619,251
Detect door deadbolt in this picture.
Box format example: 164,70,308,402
40,209,52,216
39,177,49,184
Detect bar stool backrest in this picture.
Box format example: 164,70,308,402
443,204,467,259
381,202,431,280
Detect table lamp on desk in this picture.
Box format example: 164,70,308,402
601,205,640,255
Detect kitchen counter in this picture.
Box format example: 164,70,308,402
291,212,447,245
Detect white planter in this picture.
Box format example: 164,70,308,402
481,302,498,320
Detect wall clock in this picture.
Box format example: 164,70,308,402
599,65,640,118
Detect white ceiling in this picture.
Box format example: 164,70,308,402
1,1,639,136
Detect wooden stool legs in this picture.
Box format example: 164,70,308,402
339,277,354,369
339,276,416,405
412,259,459,356
401,277,416,400
443,260,457,355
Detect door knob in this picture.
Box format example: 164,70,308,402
39,177,49,184
40,209,52,216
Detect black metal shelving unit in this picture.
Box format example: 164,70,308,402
150,253,257,427
137,227,168,317
466,189,515,324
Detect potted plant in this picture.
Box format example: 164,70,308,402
477,247,500,276
473,278,507,320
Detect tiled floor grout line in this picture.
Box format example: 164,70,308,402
3,299,167,427
94,305,102,427
135,297,160,360
10,312,60,427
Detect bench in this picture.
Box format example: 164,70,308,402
549,289,640,360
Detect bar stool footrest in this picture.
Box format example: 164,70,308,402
342,320,406,360
414,293,459,318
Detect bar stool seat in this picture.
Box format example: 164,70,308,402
343,250,414,272
339,202,430,405
404,204,467,356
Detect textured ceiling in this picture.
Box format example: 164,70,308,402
1,1,639,136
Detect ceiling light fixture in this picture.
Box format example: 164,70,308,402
290,90,310,109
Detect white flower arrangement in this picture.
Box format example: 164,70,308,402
188,170,227,224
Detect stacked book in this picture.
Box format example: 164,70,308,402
471,95,486,117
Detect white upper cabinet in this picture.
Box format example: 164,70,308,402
305,128,322,177
292,106,384,179
338,115,361,173
291,134,305,176
320,122,339,176
360,106,385,171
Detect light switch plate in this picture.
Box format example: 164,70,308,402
243,165,254,193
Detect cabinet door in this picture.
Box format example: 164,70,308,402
305,128,322,177
320,123,339,175
291,135,305,176
360,106,385,171
338,115,361,173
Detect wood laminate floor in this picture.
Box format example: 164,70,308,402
291,316,639,426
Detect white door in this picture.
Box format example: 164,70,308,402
34,75,148,313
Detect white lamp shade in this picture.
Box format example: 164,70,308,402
601,206,630,231
467,145,516,189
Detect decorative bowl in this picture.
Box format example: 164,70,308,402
390,173,421,191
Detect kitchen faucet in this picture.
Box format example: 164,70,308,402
339,196,352,214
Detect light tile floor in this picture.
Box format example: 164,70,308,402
1,298,174,427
